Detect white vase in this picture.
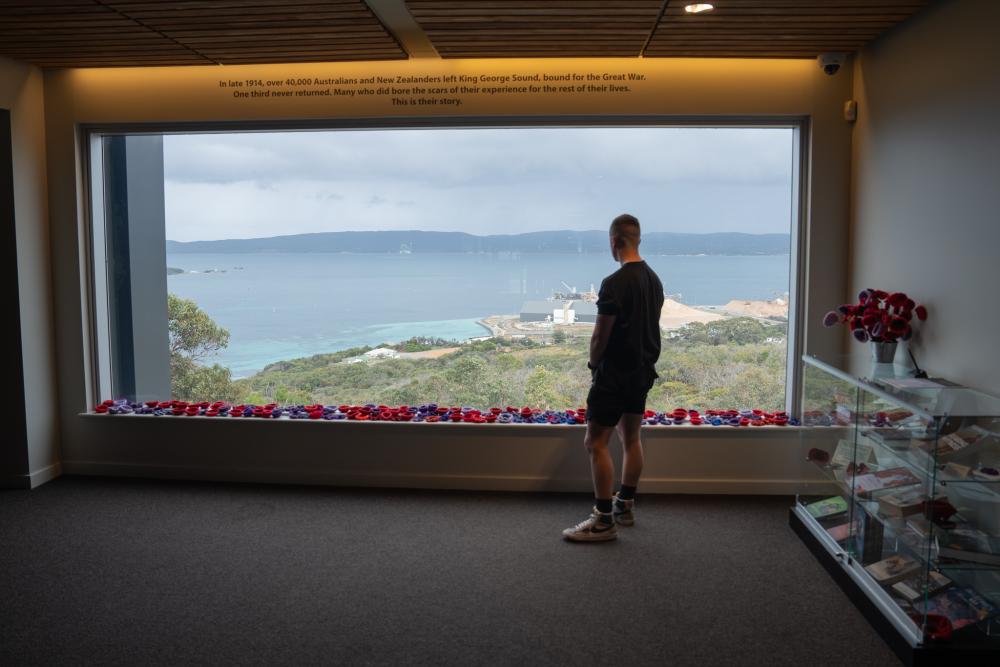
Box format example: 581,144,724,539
871,341,898,364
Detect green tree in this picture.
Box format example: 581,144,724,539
670,317,786,346
168,293,230,361
494,353,521,373
167,293,235,401
525,364,561,409
445,355,487,388
171,355,237,402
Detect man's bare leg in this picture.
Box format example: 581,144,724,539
562,420,619,541
584,420,616,501
616,413,644,488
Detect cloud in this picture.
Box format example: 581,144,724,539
163,127,794,241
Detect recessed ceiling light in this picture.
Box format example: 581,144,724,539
684,3,714,13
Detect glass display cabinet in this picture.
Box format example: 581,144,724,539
791,351,1000,666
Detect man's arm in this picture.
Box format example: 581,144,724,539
589,313,616,368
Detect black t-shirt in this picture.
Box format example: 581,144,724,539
594,260,664,391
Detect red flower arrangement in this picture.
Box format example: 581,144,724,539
823,289,927,343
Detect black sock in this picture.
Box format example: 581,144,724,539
618,485,637,501
596,498,613,514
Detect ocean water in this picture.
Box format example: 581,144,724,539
166,252,790,377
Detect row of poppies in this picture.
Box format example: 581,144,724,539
93,399,802,426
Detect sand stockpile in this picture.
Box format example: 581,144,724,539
659,298,726,330
399,347,461,359
722,299,789,319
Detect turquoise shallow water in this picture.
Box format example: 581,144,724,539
166,252,790,377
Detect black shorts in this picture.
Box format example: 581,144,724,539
586,371,654,428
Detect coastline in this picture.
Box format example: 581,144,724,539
167,251,790,378
221,297,789,379
222,317,492,378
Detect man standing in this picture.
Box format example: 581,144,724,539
563,214,664,542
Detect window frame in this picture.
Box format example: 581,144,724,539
81,115,810,418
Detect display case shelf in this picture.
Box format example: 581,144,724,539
793,352,1000,666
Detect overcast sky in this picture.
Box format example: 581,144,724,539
163,127,794,242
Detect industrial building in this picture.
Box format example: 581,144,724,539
520,299,598,325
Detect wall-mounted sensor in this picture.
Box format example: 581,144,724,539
844,100,858,122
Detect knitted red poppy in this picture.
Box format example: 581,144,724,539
825,289,927,343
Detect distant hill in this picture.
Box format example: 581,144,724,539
166,230,790,255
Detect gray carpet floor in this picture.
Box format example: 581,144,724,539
0,477,900,666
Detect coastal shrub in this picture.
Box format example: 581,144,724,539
169,300,789,413
668,317,786,346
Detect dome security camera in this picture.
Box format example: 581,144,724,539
818,53,847,76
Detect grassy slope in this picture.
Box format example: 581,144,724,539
231,318,788,412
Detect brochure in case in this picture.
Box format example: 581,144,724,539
915,426,992,462
852,467,923,498
935,528,1000,566
831,438,877,468
805,496,849,519
826,522,853,543
864,554,923,585
878,490,939,518
913,587,998,631
891,571,953,603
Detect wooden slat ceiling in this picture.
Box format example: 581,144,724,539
408,0,931,59
646,0,932,58
0,0,932,67
0,0,406,67
407,0,666,58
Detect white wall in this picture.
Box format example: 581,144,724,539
65,417,838,496
40,56,855,491
851,0,1000,395
0,55,59,488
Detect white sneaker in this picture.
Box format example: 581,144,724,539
612,492,635,526
562,506,618,542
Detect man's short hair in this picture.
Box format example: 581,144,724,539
610,214,641,244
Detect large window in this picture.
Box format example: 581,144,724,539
88,124,801,415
